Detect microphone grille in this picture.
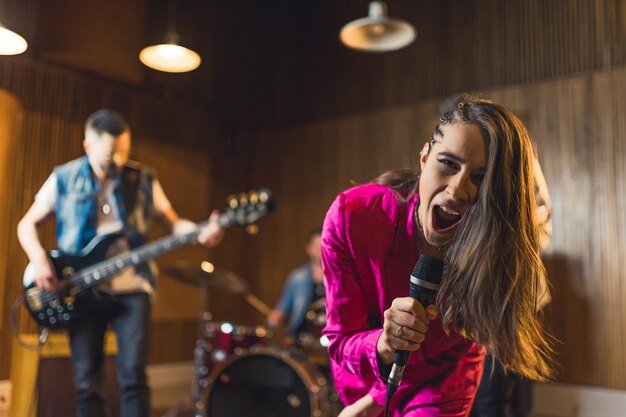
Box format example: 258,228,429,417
412,255,444,284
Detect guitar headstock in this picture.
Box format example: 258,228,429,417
221,188,273,230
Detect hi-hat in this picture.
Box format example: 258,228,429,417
340,1,416,53
163,262,248,294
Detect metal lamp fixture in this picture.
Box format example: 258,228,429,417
139,0,201,73
340,1,416,53
0,22,27,55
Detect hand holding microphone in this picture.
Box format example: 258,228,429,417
377,298,437,364
381,255,444,417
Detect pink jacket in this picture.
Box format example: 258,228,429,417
322,184,484,417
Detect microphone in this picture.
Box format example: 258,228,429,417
385,255,444,411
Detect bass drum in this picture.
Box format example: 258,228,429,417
205,346,331,417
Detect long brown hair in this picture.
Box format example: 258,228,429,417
375,95,554,381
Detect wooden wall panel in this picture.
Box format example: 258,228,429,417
488,72,626,388
0,89,20,331
261,0,626,127
2,1,626,128
240,68,626,390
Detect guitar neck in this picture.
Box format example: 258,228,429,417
22,188,271,330
69,217,221,288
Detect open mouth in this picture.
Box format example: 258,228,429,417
432,205,463,232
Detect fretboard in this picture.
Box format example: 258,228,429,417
68,217,218,288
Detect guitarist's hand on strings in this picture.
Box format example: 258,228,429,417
31,255,59,292
17,199,60,292
170,210,224,248
198,210,224,247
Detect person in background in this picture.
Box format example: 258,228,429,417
17,109,223,417
470,157,553,417
321,95,554,417
267,228,324,345
267,227,344,415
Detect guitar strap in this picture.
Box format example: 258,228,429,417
121,167,140,217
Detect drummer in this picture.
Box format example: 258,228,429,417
267,228,324,346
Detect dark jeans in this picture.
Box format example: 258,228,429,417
470,353,532,417
69,292,152,417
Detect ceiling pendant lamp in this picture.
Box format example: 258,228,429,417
0,22,27,55
139,0,201,73
340,1,416,53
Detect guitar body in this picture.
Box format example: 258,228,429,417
23,233,127,330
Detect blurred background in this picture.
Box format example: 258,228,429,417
0,1,625,416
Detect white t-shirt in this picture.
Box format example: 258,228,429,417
36,172,173,295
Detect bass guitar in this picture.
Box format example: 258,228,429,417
22,189,272,329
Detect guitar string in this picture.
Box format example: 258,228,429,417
31,224,209,307
36,234,197,303
30,202,268,317
29,212,236,309
30,192,271,310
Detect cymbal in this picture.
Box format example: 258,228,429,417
162,262,249,294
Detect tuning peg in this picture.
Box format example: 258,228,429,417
246,224,259,235
238,192,249,207
226,194,239,209
258,188,271,203
248,190,259,205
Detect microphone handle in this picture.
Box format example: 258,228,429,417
386,256,444,417
392,287,437,367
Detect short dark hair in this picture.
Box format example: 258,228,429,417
85,109,130,137
307,228,322,243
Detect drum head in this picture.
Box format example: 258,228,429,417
205,347,328,417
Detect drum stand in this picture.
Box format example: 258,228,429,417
161,276,214,417
161,311,211,417
160,275,273,417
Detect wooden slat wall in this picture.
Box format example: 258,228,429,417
263,0,626,127
0,89,20,334
489,74,626,388
0,59,225,378
2,1,625,130
240,67,626,390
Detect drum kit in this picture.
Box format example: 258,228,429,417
161,262,341,417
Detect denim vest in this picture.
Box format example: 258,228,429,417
54,156,156,285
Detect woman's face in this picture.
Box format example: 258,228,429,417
418,122,487,248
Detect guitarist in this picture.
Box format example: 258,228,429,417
17,109,224,417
